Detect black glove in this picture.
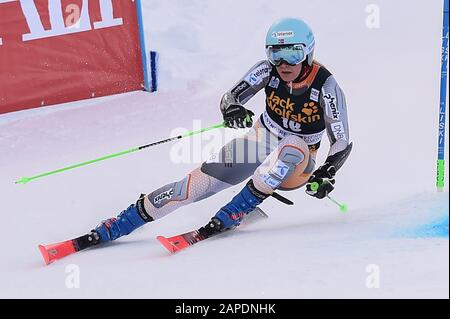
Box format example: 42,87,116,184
305,163,336,199
223,104,255,129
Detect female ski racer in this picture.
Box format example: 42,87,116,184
40,18,352,259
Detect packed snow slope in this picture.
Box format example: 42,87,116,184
0,0,448,298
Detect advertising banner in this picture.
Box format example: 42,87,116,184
0,0,144,114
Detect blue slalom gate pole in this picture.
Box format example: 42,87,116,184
136,0,150,91
437,0,449,191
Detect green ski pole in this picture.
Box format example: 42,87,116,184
15,122,226,185
310,181,348,212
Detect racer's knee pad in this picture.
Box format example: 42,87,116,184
253,135,309,194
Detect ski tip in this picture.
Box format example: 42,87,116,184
156,236,176,254
157,234,192,254
38,245,51,265
38,240,76,265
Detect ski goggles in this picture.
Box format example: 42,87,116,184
266,44,307,66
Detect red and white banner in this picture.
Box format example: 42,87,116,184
0,0,144,114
